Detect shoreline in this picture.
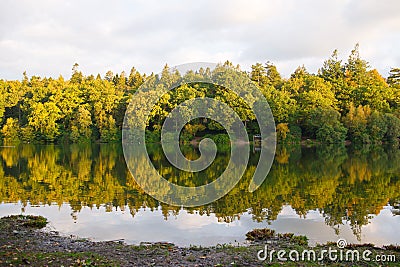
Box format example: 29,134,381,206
1,215,399,266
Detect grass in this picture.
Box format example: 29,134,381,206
4,214,48,228
0,251,119,267
246,228,309,246
246,228,276,241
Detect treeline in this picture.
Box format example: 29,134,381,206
1,44,400,144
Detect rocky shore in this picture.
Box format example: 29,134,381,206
1,215,399,266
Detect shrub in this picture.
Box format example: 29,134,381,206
384,113,400,143
146,130,161,143
367,111,387,143
303,107,347,143
203,133,231,152
316,123,347,143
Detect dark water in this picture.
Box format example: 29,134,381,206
0,144,399,246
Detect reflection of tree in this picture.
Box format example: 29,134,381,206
0,144,399,240
322,145,400,240
0,144,128,219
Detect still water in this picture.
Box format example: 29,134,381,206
0,144,399,246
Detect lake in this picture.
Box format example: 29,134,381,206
0,143,399,247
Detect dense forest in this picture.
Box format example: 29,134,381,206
1,44,400,144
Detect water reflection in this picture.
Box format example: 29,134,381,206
0,144,399,246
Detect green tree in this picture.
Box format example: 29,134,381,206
343,103,371,143
0,80,7,125
28,101,61,142
70,105,92,142
71,63,83,84
262,86,297,123
264,62,282,88
367,111,387,143
345,44,369,87
1,118,20,143
250,62,281,89
128,67,144,93
304,107,347,143
297,75,337,113
319,49,347,111
250,63,268,88
384,113,400,143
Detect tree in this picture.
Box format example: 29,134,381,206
0,80,7,125
250,63,268,88
345,44,370,87
71,63,83,84
282,66,307,96
316,123,347,144
367,111,387,143
384,113,400,143
291,65,308,80
265,62,282,88
104,70,113,82
28,101,61,142
53,79,82,133
276,123,290,142
1,118,20,143
298,75,337,111
70,105,92,142
184,123,206,138
115,71,127,90
160,64,181,89
319,49,347,111
343,103,371,143
128,67,144,92
250,62,281,89
350,69,390,112
262,86,297,124
0,52,399,145
320,49,344,84
304,107,347,143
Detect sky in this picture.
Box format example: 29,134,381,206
1,0,399,80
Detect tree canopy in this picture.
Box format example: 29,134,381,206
1,45,399,145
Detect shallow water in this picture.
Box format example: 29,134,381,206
0,144,399,246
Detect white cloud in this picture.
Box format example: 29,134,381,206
0,0,399,79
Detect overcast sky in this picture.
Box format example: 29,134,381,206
1,0,399,80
